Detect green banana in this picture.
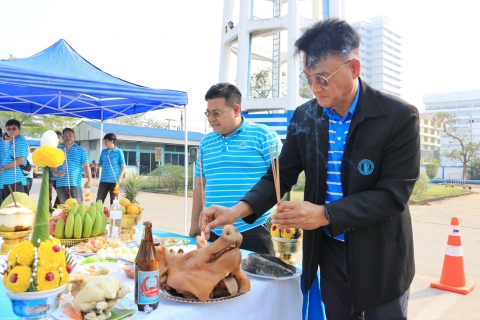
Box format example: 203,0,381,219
95,200,103,214
91,211,103,236
73,213,83,239
64,213,75,238
78,203,86,220
88,203,97,226
54,219,65,239
101,212,107,236
69,202,78,215
82,214,93,238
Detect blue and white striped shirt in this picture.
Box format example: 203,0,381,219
99,147,125,183
3,135,28,186
196,117,282,235
56,144,89,187
324,81,361,241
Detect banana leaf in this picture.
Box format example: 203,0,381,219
31,168,50,247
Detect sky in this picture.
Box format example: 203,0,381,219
1,0,479,133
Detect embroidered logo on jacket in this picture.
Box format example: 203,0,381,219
358,159,374,175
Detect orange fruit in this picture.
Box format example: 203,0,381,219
130,203,142,212
120,205,126,215
119,198,131,208
126,205,140,215
65,198,78,207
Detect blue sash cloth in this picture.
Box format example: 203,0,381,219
302,269,325,320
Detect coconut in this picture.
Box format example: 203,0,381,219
0,203,35,232
0,192,37,212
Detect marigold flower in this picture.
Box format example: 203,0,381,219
36,267,60,291
16,241,35,266
32,147,65,168
281,228,295,239
3,266,32,293
270,224,281,237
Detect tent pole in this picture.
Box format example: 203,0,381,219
184,106,188,236
99,119,104,162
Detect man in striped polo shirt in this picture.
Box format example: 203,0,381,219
95,133,126,205
189,82,282,254
202,19,420,319
1,119,28,197
53,128,92,204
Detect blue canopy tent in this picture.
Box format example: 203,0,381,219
0,39,192,234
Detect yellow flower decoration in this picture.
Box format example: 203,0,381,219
281,228,295,239
38,240,66,269
36,266,60,291
32,147,65,168
3,266,32,293
15,241,35,266
270,224,280,237
59,267,70,286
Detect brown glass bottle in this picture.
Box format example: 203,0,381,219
135,221,160,311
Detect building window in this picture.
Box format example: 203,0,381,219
123,151,137,166
424,128,428,133
424,136,428,142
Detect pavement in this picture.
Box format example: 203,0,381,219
28,177,480,319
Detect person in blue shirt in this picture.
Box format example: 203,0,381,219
52,128,92,204
24,146,34,196
189,83,282,254
95,133,126,205
1,119,28,198
0,129,5,203
49,131,63,212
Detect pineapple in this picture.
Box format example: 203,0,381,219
121,172,143,204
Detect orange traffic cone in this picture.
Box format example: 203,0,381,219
430,217,475,294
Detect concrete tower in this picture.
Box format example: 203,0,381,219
219,0,345,139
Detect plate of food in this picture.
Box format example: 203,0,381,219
159,287,243,303
78,262,122,276
240,253,302,280
51,297,138,320
160,237,191,247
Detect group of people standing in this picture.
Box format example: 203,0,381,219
49,129,126,210
192,18,419,320
0,121,126,211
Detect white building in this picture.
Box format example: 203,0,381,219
219,0,344,139
351,16,403,97
423,89,480,165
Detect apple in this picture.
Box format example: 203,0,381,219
103,206,110,218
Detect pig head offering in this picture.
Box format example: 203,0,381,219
155,225,250,302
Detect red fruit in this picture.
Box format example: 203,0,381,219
46,272,54,281
49,218,56,236
103,207,110,218
66,265,74,274
53,245,61,252
10,274,18,283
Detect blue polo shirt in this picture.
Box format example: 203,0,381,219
324,81,361,241
196,117,282,235
56,144,89,188
99,146,126,183
3,135,28,186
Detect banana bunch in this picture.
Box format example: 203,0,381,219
55,200,108,239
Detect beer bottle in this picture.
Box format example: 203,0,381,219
135,221,160,311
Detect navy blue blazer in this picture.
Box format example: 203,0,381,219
242,79,420,311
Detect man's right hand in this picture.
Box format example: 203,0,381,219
200,205,235,240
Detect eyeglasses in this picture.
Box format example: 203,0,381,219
300,59,353,87
204,107,232,118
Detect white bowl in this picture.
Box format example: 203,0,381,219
79,262,121,276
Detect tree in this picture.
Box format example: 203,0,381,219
111,113,169,129
0,112,77,138
250,68,272,98
433,112,480,179
467,158,480,180
424,156,440,180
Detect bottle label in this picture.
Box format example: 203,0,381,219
137,270,160,305
110,209,122,219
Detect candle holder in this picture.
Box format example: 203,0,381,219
271,237,303,266
0,230,32,254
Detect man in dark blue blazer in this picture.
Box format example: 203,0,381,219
201,18,420,320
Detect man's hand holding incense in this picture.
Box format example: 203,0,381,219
273,201,329,230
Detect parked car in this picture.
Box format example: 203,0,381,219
33,166,43,178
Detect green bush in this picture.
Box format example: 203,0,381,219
412,173,430,197
425,158,440,180
295,171,306,191
147,164,194,191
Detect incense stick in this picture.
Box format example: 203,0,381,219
269,144,281,203
198,154,206,240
